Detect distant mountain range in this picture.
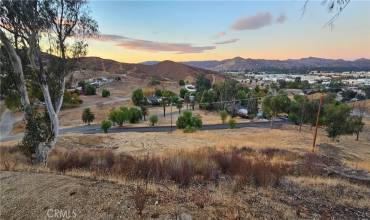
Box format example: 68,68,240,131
142,57,370,72
71,56,370,82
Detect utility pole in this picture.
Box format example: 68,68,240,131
299,102,304,133
170,102,173,132
312,95,323,152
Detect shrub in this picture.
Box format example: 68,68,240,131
63,91,82,108
0,146,28,171
219,110,228,124
82,108,95,125
164,156,195,187
228,118,236,129
149,115,158,126
149,78,160,86
176,111,202,131
132,186,149,216
101,120,112,133
84,84,96,95
102,89,110,97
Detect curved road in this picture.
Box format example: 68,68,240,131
0,119,286,142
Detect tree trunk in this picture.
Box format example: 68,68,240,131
0,29,31,112
55,78,66,114
0,29,35,150
36,83,60,163
27,35,61,164
356,131,359,141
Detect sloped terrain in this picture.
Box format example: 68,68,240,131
75,57,220,81
1,171,369,219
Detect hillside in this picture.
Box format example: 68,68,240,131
75,57,219,81
183,57,370,72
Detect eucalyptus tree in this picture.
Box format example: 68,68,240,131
0,0,98,163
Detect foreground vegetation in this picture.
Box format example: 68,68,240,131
1,143,369,219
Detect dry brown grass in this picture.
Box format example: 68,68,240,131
0,146,29,171
46,147,293,188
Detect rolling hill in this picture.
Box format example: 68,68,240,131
75,57,219,81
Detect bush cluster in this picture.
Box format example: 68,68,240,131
47,148,291,188
176,111,202,132
109,107,142,126
102,89,110,97
63,91,83,108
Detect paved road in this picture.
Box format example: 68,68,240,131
0,119,286,142
61,119,286,134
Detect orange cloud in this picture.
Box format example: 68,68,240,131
92,34,216,54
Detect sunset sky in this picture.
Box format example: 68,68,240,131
86,1,370,63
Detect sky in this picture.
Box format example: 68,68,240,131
85,0,370,63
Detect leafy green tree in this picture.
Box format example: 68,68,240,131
127,107,142,123
195,74,211,92
132,88,145,106
179,79,185,86
82,108,95,125
237,89,247,106
262,93,291,128
84,84,96,95
149,115,158,126
179,88,187,98
101,120,112,133
322,103,351,140
228,118,236,129
219,110,228,124
109,107,128,126
176,111,202,131
102,89,110,97
162,90,177,98
199,89,216,110
346,116,364,141
288,95,309,132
